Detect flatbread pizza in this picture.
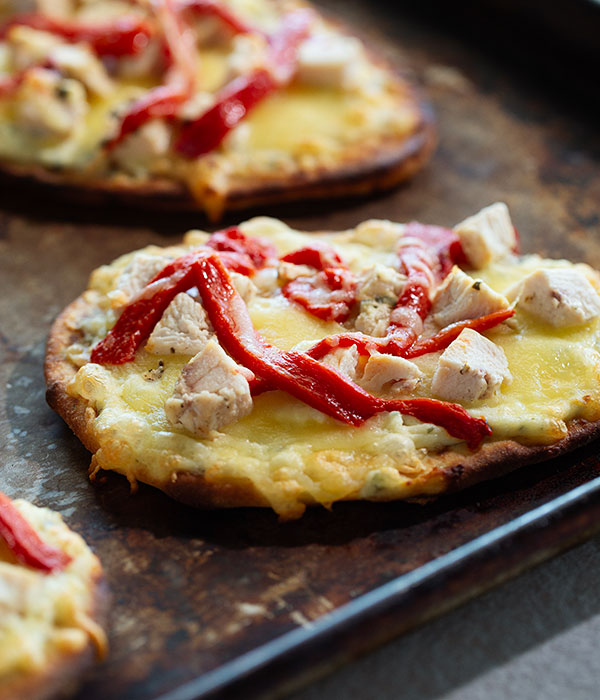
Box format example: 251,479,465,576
0,492,108,700
0,0,434,220
45,204,600,518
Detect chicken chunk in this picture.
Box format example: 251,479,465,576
454,202,517,269
353,264,406,337
508,268,600,327
7,26,62,71
146,293,212,356
431,266,510,327
296,34,363,89
14,68,88,140
50,43,113,96
111,119,172,176
356,264,405,302
7,26,112,95
229,272,257,303
431,328,511,403
360,354,422,395
354,301,392,337
321,345,359,380
112,253,170,305
165,340,253,436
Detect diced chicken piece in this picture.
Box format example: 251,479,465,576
146,293,212,356
7,26,62,71
360,354,422,395
7,26,112,95
14,68,88,139
229,271,257,303
356,264,405,302
296,34,362,89
278,261,313,284
353,264,406,337
164,340,253,436
226,33,268,79
111,119,172,176
508,268,600,327
354,301,392,337
321,345,359,381
432,328,511,403
454,202,517,269
177,91,215,121
50,43,113,96
431,266,509,327
113,253,169,305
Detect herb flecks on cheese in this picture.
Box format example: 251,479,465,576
61,209,600,517
0,0,422,218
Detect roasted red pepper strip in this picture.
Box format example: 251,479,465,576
0,492,72,573
175,9,311,157
0,13,153,57
108,0,196,148
175,67,275,157
281,244,344,269
109,83,190,148
92,251,491,448
281,243,356,323
403,222,468,278
282,268,356,323
305,309,513,362
206,226,276,272
178,0,253,34
404,309,515,358
91,255,199,364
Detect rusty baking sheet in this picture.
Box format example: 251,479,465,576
1,1,600,699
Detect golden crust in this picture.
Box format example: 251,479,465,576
0,102,434,219
0,561,108,700
45,292,600,513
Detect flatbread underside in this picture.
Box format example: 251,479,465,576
0,574,108,700
45,295,600,511
0,101,434,217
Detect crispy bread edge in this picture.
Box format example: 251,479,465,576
0,76,435,219
45,294,600,512
44,297,271,509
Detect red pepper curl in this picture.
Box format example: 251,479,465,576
281,244,357,323
91,250,491,449
0,492,72,573
0,13,153,57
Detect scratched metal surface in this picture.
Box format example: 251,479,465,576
1,1,600,699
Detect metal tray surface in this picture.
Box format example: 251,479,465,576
1,1,599,699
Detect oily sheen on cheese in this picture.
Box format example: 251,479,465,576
0,0,426,219
0,500,106,691
56,215,600,518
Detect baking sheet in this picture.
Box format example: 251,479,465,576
1,1,600,698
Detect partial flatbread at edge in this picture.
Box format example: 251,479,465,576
0,497,108,700
0,0,434,220
45,208,600,518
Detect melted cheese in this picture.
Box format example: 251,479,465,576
64,218,600,517
0,2,419,213
0,500,106,681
